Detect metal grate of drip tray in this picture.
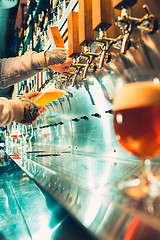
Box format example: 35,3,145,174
35,151,71,157
9,151,160,240
26,150,71,157
35,153,61,157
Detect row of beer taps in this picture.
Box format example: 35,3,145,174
57,3,158,88
18,2,158,97
14,2,159,146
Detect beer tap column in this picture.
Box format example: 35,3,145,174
67,11,85,87
81,50,99,79
71,61,85,87
92,0,112,68
113,0,158,54
78,0,99,79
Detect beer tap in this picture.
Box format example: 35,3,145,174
81,45,100,79
78,0,97,79
114,1,158,54
135,5,158,33
114,7,133,54
70,57,85,87
62,71,74,88
67,10,85,87
95,30,126,66
92,0,112,68
54,73,65,89
96,30,114,68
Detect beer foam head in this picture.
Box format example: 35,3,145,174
113,81,160,110
42,85,65,94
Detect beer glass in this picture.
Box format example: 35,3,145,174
26,125,34,150
113,79,160,199
32,83,65,106
21,125,28,151
10,122,20,148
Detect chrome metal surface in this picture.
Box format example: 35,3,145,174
10,150,160,240
0,0,18,9
4,0,160,239
82,0,160,102
0,154,95,240
7,65,160,240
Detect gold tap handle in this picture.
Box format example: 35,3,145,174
47,26,64,48
113,0,137,9
92,0,112,31
67,11,82,57
78,0,95,45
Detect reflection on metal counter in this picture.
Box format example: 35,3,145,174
0,155,95,240
3,0,160,239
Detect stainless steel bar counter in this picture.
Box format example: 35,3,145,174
3,0,160,238
0,153,95,240
6,146,160,240
4,64,160,239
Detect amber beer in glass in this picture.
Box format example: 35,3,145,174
113,81,160,199
11,134,20,140
32,85,65,106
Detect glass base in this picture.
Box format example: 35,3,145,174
117,176,160,200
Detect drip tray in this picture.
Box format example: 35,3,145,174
35,151,71,157
36,153,61,157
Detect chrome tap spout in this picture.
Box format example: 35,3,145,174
81,52,100,79
96,38,115,68
70,63,85,87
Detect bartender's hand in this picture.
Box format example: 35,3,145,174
19,92,46,125
44,48,72,73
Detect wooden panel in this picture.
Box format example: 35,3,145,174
53,0,58,7
92,0,112,31
67,11,82,57
47,26,64,48
78,0,95,45
36,73,39,91
40,71,43,88
113,0,137,9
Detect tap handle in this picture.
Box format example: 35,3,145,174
47,26,64,48
143,4,151,16
79,0,94,45
113,0,137,9
92,0,112,31
67,11,82,57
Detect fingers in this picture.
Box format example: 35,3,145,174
58,66,72,73
24,91,39,99
49,62,72,73
46,48,73,73
62,58,72,66
37,104,46,113
49,66,70,73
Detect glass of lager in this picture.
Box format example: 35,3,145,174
32,83,65,106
